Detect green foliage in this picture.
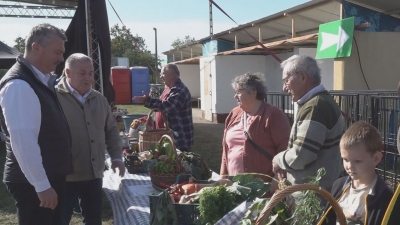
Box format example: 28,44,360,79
110,24,160,74
150,190,178,225
196,185,236,225
238,168,326,225
229,175,271,202
170,35,196,49
151,138,179,174
13,36,25,53
179,152,212,180
240,199,290,225
288,168,326,225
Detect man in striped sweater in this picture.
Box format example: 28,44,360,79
272,55,345,203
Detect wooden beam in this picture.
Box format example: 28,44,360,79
291,17,296,38
235,35,238,49
354,22,371,30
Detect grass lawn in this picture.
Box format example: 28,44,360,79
117,104,150,115
0,104,223,224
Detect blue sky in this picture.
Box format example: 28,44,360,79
0,0,309,60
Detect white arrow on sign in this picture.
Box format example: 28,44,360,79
319,26,349,52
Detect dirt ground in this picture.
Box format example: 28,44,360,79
191,108,225,173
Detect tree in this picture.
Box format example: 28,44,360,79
14,36,25,53
171,35,196,49
110,24,160,82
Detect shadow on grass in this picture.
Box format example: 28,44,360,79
191,123,224,173
0,142,113,225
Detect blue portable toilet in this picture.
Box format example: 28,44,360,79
130,67,150,104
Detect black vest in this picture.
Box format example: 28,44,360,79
0,57,72,183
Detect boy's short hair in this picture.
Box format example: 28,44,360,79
340,121,382,154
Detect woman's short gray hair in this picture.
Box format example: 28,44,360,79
231,73,267,100
281,55,321,84
25,23,67,53
65,53,93,70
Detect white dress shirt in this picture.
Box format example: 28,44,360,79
65,80,92,104
0,65,51,192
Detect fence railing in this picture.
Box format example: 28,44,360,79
266,90,400,189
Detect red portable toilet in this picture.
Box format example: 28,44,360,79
111,66,131,104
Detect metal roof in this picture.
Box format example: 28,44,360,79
163,0,340,58
0,41,21,59
163,0,400,59
217,33,318,56
0,40,22,69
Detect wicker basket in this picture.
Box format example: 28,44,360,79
255,184,346,225
149,135,186,188
138,108,173,152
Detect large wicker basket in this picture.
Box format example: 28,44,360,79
149,135,186,189
138,108,173,152
255,184,346,225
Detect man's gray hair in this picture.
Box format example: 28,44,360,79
231,73,267,100
281,55,321,84
65,53,93,70
25,23,67,52
165,64,180,77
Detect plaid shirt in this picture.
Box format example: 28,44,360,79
145,79,194,150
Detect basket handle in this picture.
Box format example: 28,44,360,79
255,184,346,225
144,108,170,131
158,134,177,160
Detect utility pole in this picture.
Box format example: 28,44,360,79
153,27,158,84
209,1,213,38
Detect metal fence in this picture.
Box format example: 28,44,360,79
266,90,400,189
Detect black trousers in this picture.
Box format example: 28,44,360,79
5,177,66,225
61,178,103,225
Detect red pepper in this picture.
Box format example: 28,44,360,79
159,182,170,188
172,192,181,202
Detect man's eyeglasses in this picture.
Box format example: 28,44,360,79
282,72,297,84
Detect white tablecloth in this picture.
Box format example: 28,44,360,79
102,155,222,225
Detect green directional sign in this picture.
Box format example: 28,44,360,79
316,17,355,59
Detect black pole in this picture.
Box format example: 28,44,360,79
153,27,158,84
209,1,213,38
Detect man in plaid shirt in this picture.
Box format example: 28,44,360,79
133,64,194,151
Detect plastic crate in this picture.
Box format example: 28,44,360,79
124,155,146,174
149,175,215,224
149,191,200,225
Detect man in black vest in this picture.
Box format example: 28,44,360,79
0,23,72,225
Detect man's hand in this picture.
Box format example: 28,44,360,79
272,156,286,181
111,160,126,177
37,187,58,210
132,91,149,104
272,156,281,174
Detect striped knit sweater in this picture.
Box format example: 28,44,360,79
275,90,345,192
